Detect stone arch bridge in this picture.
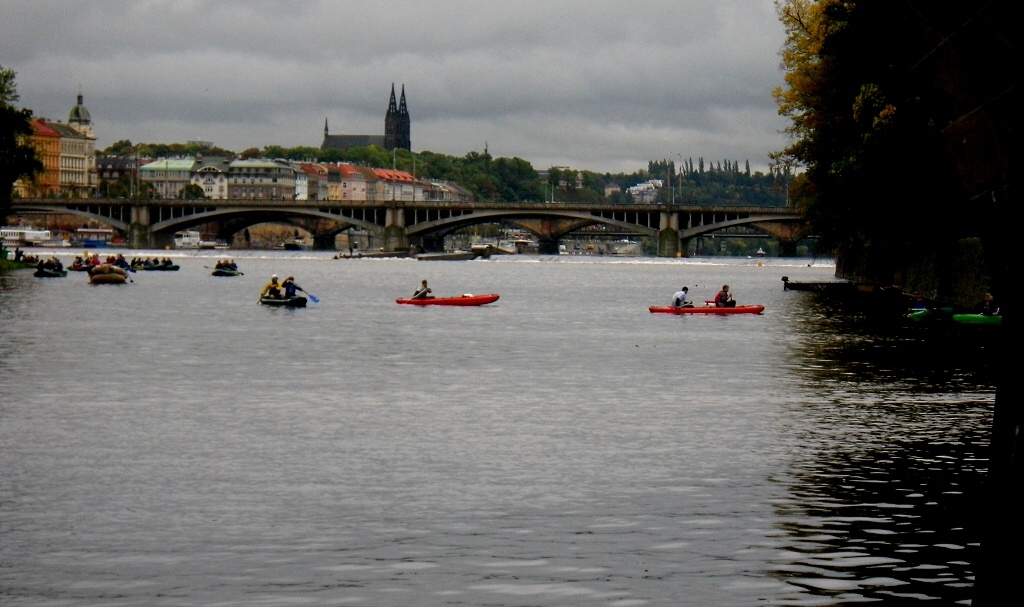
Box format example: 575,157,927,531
10,198,808,257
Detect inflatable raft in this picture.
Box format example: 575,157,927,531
259,295,307,307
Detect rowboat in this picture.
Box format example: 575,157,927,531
649,304,765,315
259,295,307,307
396,294,500,306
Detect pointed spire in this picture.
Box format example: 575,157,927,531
399,84,408,116
387,83,398,117
324,117,329,135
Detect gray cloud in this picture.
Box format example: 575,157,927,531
3,0,789,173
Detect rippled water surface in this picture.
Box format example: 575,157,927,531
0,251,995,606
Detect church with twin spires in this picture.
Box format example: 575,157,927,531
320,84,410,152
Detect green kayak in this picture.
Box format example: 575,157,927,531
906,308,1001,325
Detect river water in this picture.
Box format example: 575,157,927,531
0,251,995,606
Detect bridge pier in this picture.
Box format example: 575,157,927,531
382,208,409,252
538,236,560,255
658,229,680,257
313,233,335,250
657,211,680,258
128,205,152,249
779,240,798,257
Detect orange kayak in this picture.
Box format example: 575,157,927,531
396,294,499,306
649,305,764,315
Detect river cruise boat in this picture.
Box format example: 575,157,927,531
2,226,54,247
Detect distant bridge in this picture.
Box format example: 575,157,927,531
10,198,808,257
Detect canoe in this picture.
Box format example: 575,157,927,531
260,295,307,307
396,294,500,306
649,304,765,315
212,269,243,276
34,268,68,277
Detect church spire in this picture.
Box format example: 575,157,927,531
386,83,398,118
324,117,329,136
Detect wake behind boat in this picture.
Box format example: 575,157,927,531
396,294,499,306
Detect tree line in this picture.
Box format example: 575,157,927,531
99,140,790,207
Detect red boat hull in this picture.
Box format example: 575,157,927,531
649,305,764,315
397,294,499,306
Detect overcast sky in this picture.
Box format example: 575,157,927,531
3,0,790,175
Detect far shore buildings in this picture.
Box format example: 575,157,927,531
131,156,473,203
321,84,411,153
14,93,98,198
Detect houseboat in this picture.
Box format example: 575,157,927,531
173,230,202,249
74,227,115,248
2,226,53,248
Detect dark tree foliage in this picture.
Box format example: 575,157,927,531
774,1,970,254
1,66,42,223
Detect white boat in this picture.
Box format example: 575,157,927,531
174,230,202,249
2,226,53,247
756,247,766,257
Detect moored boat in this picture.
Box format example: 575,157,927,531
415,251,480,261
906,308,1001,325
781,276,857,292
259,295,307,307
396,294,500,306
649,304,765,315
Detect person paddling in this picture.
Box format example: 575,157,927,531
412,279,433,300
282,276,303,299
260,275,282,299
714,284,736,308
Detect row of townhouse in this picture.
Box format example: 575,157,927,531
14,97,99,198
128,156,475,203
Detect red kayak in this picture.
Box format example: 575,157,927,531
649,304,765,315
396,294,500,306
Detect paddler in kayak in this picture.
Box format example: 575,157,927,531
714,284,736,308
260,275,282,299
671,286,693,308
412,279,433,300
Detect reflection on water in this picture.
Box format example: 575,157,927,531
770,289,994,605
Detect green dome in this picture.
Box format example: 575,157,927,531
69,93,91,124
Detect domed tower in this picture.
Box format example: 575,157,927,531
384,83,411,151
68,92,94,139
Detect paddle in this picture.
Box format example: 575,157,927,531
298,288,319,303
